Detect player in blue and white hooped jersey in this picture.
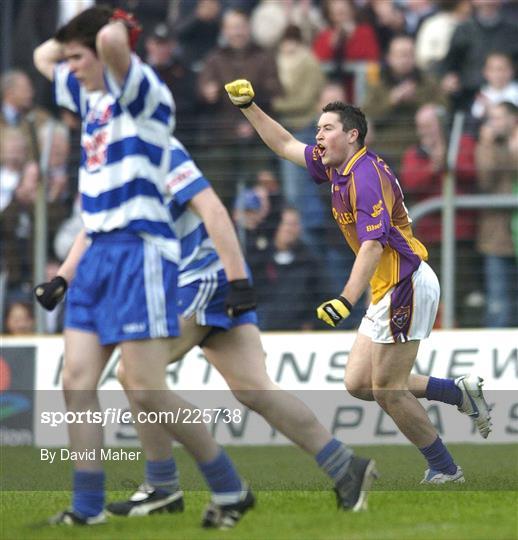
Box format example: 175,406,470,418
51,10,180,344
33,6,248,528
108,136,380,517
167,136,258,330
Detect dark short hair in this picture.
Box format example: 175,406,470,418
321,101,368,146
281,24,303,43
435,0,466,13
55,6,113,53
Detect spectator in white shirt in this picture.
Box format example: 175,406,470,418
471,52,518,119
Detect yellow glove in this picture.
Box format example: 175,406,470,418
316,296,353,328
224,79,255,108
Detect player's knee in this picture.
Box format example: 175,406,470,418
226,370,276,393
344,374,373,401
347,385,373,401
62,368,97,410
372,382,406,408
118,358,157,390
62,362,93,393
232,389,259,410
116,362,128,389
126,387,159,414
232,387,270,412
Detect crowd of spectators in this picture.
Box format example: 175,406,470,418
1,0,518,333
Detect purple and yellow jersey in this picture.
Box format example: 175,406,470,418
304,145,428,304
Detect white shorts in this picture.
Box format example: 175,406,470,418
358,262,440,344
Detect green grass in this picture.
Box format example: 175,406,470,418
1,445,517,540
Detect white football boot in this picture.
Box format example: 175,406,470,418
455,375,492,439
420,466,465,485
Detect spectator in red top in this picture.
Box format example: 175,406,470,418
313,0,380,80
400,103,481,326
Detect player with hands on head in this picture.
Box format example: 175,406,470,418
32,6,254,529
225,78,492,485
109,8,142,51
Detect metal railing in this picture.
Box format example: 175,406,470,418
320,61,376,105
408,110,518,328
410,195,518,329
33,121,56,332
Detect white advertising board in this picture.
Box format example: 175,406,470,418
1,329,517,446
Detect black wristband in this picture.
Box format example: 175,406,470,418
237,101,254,109
338,296,353,312
53,275,68,288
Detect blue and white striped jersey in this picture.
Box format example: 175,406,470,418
166,137,223,286
54,55,180,262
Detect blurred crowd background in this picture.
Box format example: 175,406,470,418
1,0,517,334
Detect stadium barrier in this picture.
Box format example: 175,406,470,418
409,192,518,329
2,329,517,447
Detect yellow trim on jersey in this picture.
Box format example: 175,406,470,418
350,171,358,221
372,162,395,217
342,146,367,176
395,225,429,261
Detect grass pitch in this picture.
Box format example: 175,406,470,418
1,444,516,540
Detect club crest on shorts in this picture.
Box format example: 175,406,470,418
391,305,410,329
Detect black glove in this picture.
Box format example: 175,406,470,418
34,276,68,311
225,279,257,317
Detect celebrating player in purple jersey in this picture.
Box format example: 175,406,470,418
224,79,492,484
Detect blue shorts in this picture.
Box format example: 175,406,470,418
65,231,179,346
178,269,258,331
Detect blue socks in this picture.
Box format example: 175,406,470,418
146,457,179,493
419,436,457,474
426,377,462,406
73,470,105,518
198,450,243,505
315,438,353,482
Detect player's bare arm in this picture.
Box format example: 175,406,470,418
225,79,306,167
96,21,131,85
58,229,88,282
189,188,248,281
33,38,64,81
317,240,382,328
341,240,383,305
34,230,88,311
